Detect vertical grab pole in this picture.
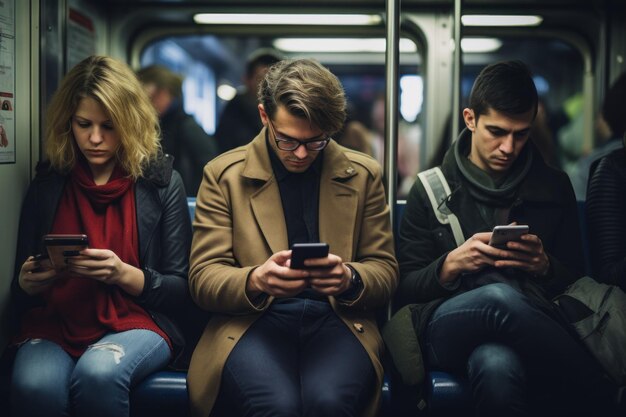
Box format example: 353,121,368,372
384,0,400,225
451,0,462,139
384,0,400,319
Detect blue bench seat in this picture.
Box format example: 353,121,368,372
132,371,189,416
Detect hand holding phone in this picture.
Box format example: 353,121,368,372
290,243,330,269
43,234,89,269
488,225,529,249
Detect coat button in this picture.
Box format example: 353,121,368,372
346,167,355,175
353,323,364,333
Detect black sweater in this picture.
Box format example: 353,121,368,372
586,148,626,291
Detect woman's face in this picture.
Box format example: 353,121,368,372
72,97,121,183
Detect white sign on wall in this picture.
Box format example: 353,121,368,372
0,0,15,164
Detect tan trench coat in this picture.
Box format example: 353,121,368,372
187,129,398,417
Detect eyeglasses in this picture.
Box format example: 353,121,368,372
267,119,331,151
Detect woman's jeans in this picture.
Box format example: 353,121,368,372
424,283,609,417
11,329,171,417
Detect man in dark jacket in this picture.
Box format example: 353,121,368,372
397,61,612,416
137,65,219,196
214,49,281,154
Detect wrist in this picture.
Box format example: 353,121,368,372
246,267,263,298
439,254,460,284
346,264,363,291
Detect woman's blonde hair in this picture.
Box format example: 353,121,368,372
45,55,160,179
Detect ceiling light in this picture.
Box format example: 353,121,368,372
461,15,543,27
217,84,237,101
273,38,417,53
194,13,382,26
461,38,503,53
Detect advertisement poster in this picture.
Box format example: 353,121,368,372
67,8,95,71
0,0,14,164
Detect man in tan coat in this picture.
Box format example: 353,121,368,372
188,59,398,417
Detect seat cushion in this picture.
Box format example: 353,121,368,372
131,371,188,417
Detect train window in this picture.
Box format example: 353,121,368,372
139,33,424,198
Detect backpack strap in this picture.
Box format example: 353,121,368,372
417,167,465,247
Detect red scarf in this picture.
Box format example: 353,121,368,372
18,157,171,356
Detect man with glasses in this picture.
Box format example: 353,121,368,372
187,59,398,417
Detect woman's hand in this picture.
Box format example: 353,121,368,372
18,256,58,295
66,248,145,296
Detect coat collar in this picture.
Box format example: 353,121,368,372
243,128,359,258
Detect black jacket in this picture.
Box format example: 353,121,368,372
397,131,584,336
586,147,626,291
11,155,201,366
214,91,262,154
160,102,219,197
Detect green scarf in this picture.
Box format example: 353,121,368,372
454,128,533,208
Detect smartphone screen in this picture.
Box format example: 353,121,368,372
488,225,529,249
290,243,329,269
43,234,89,268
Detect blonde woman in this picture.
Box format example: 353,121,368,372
10,55,192,417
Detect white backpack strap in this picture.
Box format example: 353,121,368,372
417,167,465,247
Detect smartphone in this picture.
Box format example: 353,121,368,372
43,234,89,268
290,243,330,269
489,225,529,249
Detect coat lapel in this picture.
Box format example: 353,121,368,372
244,130,288,253
250,181,288,254
319,142,358,262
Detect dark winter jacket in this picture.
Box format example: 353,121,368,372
396,129,585,336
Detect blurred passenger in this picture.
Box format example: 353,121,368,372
369,93,387,167
187,59,398,417
334,103,375,157
10,56,193,417
397,121,421,197
369,93,421,197
335,119,375,156
557,92,586,174
586,134,626,291
394,61,613,416
137,64,218,196
530,99,560,168
570,72,626,200
214,48,281,154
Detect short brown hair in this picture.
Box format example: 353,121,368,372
136,65,183,99
258,59,346,135
45,55,160,179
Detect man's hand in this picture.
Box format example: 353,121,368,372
493,233,550,276
440,232,511,284
303,253,352,296
247,250,310,299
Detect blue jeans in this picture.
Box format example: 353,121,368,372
424,283,608,417
11,329,171,417
212,298,375,417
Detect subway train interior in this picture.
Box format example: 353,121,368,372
1,0,625,415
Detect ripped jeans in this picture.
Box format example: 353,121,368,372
10,329,171,417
